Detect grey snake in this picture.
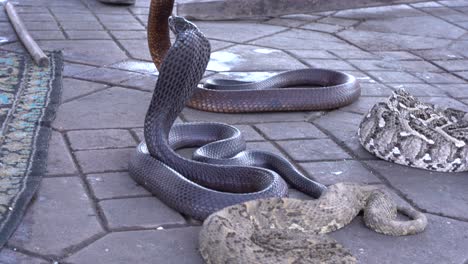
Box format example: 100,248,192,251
129,17,360,220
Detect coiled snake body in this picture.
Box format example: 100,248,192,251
129,17,327,220
199,183,427,263
147,0,361,113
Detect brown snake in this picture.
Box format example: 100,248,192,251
147,0,361,113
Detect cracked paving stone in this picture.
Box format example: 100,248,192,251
331,214,468,264
8,177,103,256
46,131,78,175
313,111,374,159
365,161,468,219
207,45,304,72
255,122,326,140
38,40,128,66
300,160,381,185
54,87,151,130
338,30,452,51
66,227,204,264
75,148,134,174
100,197,185,229
196,21,286,43
87,172,150,200
277,139,351,161
68,129,136,150
0,249,46,264
251,28,359,50
61,78,108,102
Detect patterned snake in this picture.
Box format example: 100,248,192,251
147,0,361,112
359,89,468,172
129,17,327,220
199,183,427,263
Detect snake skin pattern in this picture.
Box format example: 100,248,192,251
128,17,326,220
359,89,468,172
147,0,361,113
199,183,427,264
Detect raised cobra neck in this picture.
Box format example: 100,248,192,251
147,0,173,70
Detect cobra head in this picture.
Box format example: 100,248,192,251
168,16,198,34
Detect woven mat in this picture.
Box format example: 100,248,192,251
0,51,62,247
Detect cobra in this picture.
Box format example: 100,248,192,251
147,0,361,113
129,16,327,220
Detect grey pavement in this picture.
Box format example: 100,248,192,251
1,0,468,263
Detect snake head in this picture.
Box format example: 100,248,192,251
169,16,198,34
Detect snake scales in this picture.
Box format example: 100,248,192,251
129,16,327,220
359,89,468,172
148,0,361,113
199,182,427,264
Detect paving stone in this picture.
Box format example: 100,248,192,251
207,45,304,72
334,4,426,19
235,125,264,141
373,51,422,61
111,30,147,39
119,39,151,61
410,2,443,8
251,29,359,50
255,122,327,140
455,71,468,80
29,31,65,40
68,129,136,150
100,197,185,229
23,21,60,31
110,60,157,75
203,71,278,83
348,59,440,72
87,172,150,199
300,160,381,185
46,131,78,175
246,141,284,157
318,16,359,27
74,67,142,85
435,84,468,98
196,21,286,43
432,59,468,71
412,48,465,60
331,214,468,264
329,49,378,60
53,13,98,22
120,74,158,91
66,30,111,40
54,87,150,130
208,39,234,51
265,17,311,28
439,0,468,7
300,23,344,33
365,161,468,219
66,227,203,264
277,139,351,161
182,108,311,124
61,78,108,102
63,62,97,77
313,111,374,159
18,13,55,22
0,249,46,264
75,148,134,173
102,22,145,31
59,21,104,31
359,83,394,97
8,177,103,256
388,83,446,97
340,97,387,114
356,16,465,39
304,59,356,71
338,29,452,51
367,71,423,83
421,97,468,111
38,40,128,66
287,49,336,59
412,72,465,84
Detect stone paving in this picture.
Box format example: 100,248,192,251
1,0,468,263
